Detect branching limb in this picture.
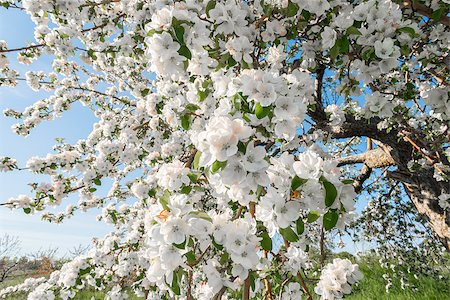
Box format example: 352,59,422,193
395,0,450,27
336,148,395,169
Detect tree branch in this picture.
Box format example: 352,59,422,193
353,164,373,193
0,14,126,54
336,148,395,169
309,66,327,122
395,0,450,27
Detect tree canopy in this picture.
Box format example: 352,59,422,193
0,0,449,299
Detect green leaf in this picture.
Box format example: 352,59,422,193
337,37,350,53
322,178,338,207
147,29,158,37
249,271,256,291
220,252,229,264
198,89,210,101
87,49,97,60
185,103,200,112
397,27,418,38
171,270,181,295
323,210,339,230
255,102,271,119
346,26,362,36
187,173,199,183
432,8,445,21
160,190,170,210
93,178,101,186
237,141,247,154
228,55,237,67
279,227,299,242
307,211,320,223
296,218,305,235
260,231,273,251
211,160,227,173
174,25,185,44
148,189,156,197
23,207,31,214
89,188,97,193
189,211,212,222
193,151,202,169
286,1,299,17
205,0,216,16
79,267,91,276
212,239,223,250
342,179,354,185
180,185,192,194
181,114,191,130
184,251,196,264
301,9,311,21
329,44,339,61
141,88,150,97
173,239,186,249
362,49,375,61
178,45,192,59
291,176,307,190
110,212,118,223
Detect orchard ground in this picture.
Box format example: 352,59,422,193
1,255,449,300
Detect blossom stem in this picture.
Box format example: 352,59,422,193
249,201,255,217
320,227,325,267
262,250,274,300
242,276,251,300
297,273,312,300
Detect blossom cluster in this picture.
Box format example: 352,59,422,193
314,258,364,300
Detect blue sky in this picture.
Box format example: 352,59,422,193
0,9,110,256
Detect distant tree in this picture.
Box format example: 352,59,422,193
0,234,21,282
68,244,90,258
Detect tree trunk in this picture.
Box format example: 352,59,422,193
389,169,450,251
316,115,450,251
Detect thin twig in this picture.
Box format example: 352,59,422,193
320,227,325,267
400,130,444,174
213,286,227,300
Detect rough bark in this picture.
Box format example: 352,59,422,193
388,169,450,251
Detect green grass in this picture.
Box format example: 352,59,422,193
0,276,25,289
345,261,450,300
1,261,449,299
